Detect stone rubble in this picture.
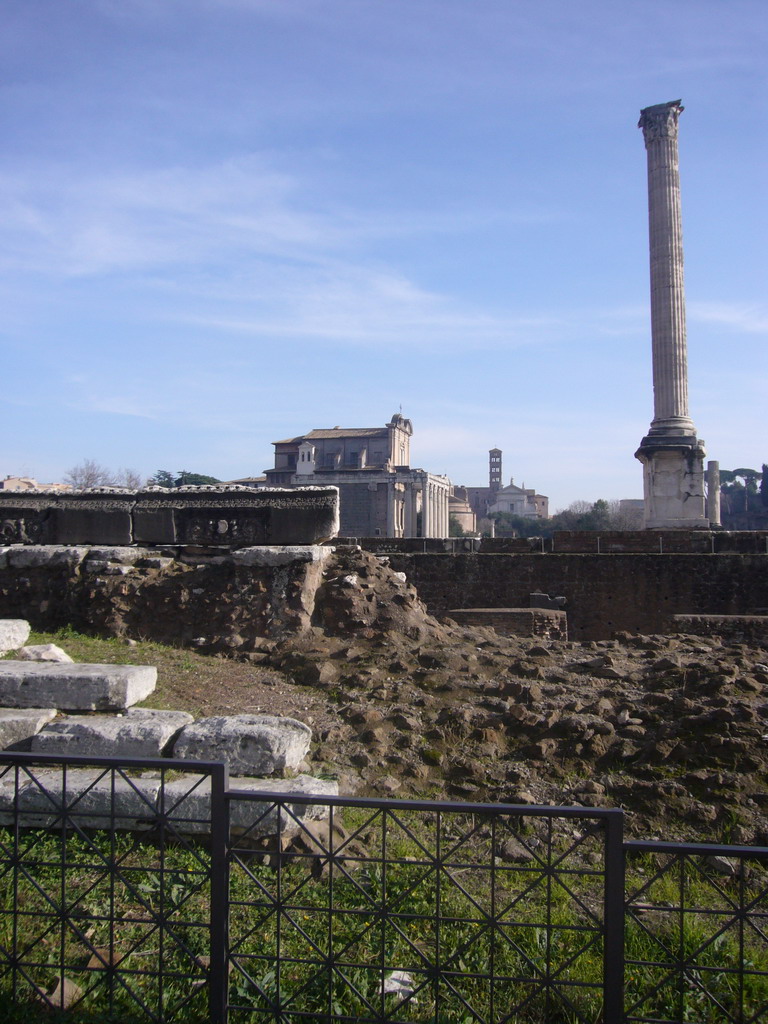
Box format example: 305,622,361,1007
17,643,73,663
262,621,768,843
0,619,30,654
1,526,768,846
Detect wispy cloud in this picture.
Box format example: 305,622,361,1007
179,269,569,348
0,157,335,276
0,154,562,282
689,302,768,334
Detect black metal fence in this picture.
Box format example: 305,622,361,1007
624,840,768,1024
0,752,766,1024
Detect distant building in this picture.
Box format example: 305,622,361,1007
0,475,70,492
225,476,267,487
263,414,450,538
488,479,547,519
465,450,548,521
448,486,476,534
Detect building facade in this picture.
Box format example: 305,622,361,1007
488,479,548,519
263,414,451,538
465,450,548,522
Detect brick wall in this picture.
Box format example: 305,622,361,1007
385,551,768,641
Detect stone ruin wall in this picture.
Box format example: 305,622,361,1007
0,485,340,548
0,543,441,652
0,545,329,649
0,486,765,644
1,541,765,645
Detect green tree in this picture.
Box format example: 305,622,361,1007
148,470,221,487
719,465,765,518
550,499,619,532
488,512,554,538
448,515,466,537
149,470,176,488
175,471,221,486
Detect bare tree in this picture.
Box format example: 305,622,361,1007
64,459,115,489
114,468,144,488
606,499,644,530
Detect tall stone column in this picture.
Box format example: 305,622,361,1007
707,461,721,527
635,99,708,529
421,479,431,537
386,479,395,537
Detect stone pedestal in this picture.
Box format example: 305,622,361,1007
635,441,708,530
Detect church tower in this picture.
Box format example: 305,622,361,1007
489,448,502,495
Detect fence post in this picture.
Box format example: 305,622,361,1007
209,762,230,1024
603,810,625,1023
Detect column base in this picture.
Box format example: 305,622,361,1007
635,437,708,530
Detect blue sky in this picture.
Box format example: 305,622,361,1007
1,0,766,510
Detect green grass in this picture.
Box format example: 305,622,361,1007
3,628,281,719
1,806,766,1024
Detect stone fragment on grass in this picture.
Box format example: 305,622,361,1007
165,773,338,834
705,854,738,876
17,643,73,663
0,769,163,830
497,837,535,863
0,619,31,654
173,714,312,776
36,977,83,1011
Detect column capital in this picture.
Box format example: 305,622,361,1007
638,99,683,147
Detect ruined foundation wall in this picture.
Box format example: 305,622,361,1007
0,546,331,648
384,552,768,641
0,545,437,650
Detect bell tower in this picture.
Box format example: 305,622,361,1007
489,448,502,495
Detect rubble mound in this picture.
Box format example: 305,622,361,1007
311,548,448,640
264,624,768,843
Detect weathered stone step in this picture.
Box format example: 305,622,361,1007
0,662,156,711
0,768,337,835
173,714,312,776
31,709,193,758
0,708,57,749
